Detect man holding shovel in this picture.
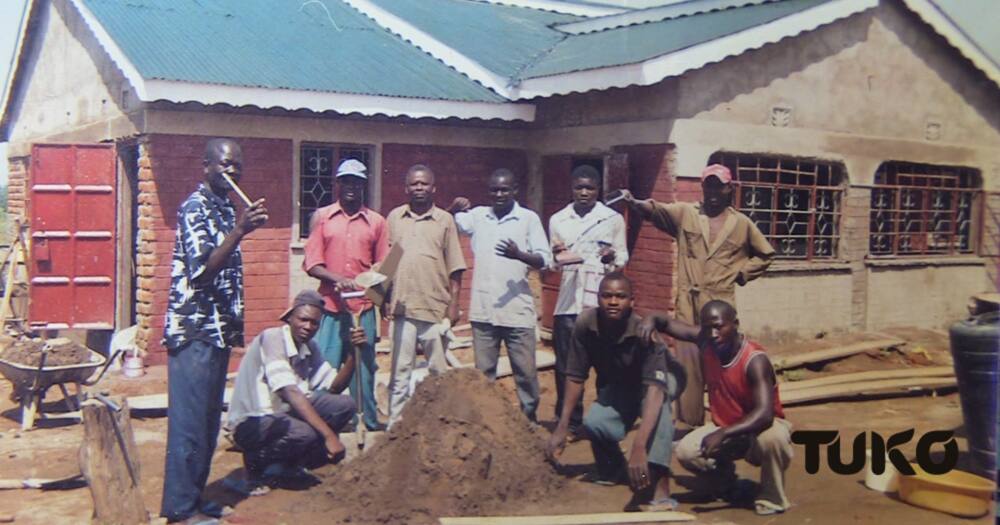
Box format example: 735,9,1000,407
304,158,389,431
161,138,268,525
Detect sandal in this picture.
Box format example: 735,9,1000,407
639,496,679,512
755,500,786,516
222,475,272,497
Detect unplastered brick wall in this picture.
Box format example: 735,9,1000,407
135,134,292,364
6,157,28,234
619,144,679,315
380,143,529,324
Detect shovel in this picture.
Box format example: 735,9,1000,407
340,270,389,451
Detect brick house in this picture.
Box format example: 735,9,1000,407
1,0,998,364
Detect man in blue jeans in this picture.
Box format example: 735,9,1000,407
161,138,268,525
449,168,552,421
546,272,682,512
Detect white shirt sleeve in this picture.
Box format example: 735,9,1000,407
526,212,553,268
454,209,475,236
610,213,629,268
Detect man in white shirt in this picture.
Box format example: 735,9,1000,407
548,165,628,433
226,290,363,494
449,169,552,421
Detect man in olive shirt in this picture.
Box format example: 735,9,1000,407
546,273,681,511
385,164,467,427
622,164,774,432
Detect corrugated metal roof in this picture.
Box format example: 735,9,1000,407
926,0,999,72
367,0,580,79
521,0,829,78
80,0,507,102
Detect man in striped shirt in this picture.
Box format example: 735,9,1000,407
226,290,361,494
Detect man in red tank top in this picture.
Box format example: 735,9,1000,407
641,300,793,516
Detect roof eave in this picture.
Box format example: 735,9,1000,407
901,0,1000,89
77,0,536,123
511,0,878,99
144,80,537,122
0,0,39,142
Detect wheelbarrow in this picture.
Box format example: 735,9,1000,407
0,344,121,430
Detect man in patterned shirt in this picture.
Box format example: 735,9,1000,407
161,138,268,525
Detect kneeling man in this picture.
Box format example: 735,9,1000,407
641,300,792,515
226,290,362,492
546,272,680,511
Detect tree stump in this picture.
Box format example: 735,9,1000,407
80,398,149,525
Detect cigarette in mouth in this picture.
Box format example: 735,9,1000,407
221,173,253,206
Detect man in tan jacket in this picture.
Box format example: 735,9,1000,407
622,164,774,433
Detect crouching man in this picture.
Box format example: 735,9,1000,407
546,272,682,511
225,290,361,494
640,300,792,516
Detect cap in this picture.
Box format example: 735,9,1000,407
701,164,733,184
336,158,368,180
280,290,326,321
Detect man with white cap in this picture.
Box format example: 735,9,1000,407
226,290,361,495
620,164,774,434
304,158,389,431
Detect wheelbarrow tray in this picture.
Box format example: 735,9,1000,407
0,348,106,392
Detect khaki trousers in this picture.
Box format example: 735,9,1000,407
674,419,794,510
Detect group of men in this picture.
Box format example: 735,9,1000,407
159,137,793,524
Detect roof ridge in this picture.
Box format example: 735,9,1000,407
556,0,783,35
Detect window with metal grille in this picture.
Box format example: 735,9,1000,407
869,162,980,257
708,153,845,260
299,143,373,238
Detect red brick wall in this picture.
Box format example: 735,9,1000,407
614,145,684,315
380,144,529,323
6,157,27,231
136,134,292,364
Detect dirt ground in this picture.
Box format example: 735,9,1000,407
0,327,993,524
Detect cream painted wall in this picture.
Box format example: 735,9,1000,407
735,270,854,342
866,262,991,330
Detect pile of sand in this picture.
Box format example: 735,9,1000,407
300,368,568,524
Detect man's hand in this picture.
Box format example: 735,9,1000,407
349,327,366,347
495,239,522,260
448,197,472,214
545,428,568,463
700,428,728,459
598,243,616,265
237,198,269,236
325,435,346,463
628,445,651,491
618,189,636,204
446,302,460,327
334,278,358,292
380,302,393,321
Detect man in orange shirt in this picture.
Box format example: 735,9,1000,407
304,159,389,431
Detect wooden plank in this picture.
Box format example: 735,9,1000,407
781,376,957,405
440,511,695,525
779,366,954,392
80,398,148,524
127,388,232,411
772,339,906,371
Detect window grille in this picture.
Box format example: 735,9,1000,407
299,144,372,238
709,153,845,259
869,162,979,256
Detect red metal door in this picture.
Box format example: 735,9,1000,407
29,144,117,330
